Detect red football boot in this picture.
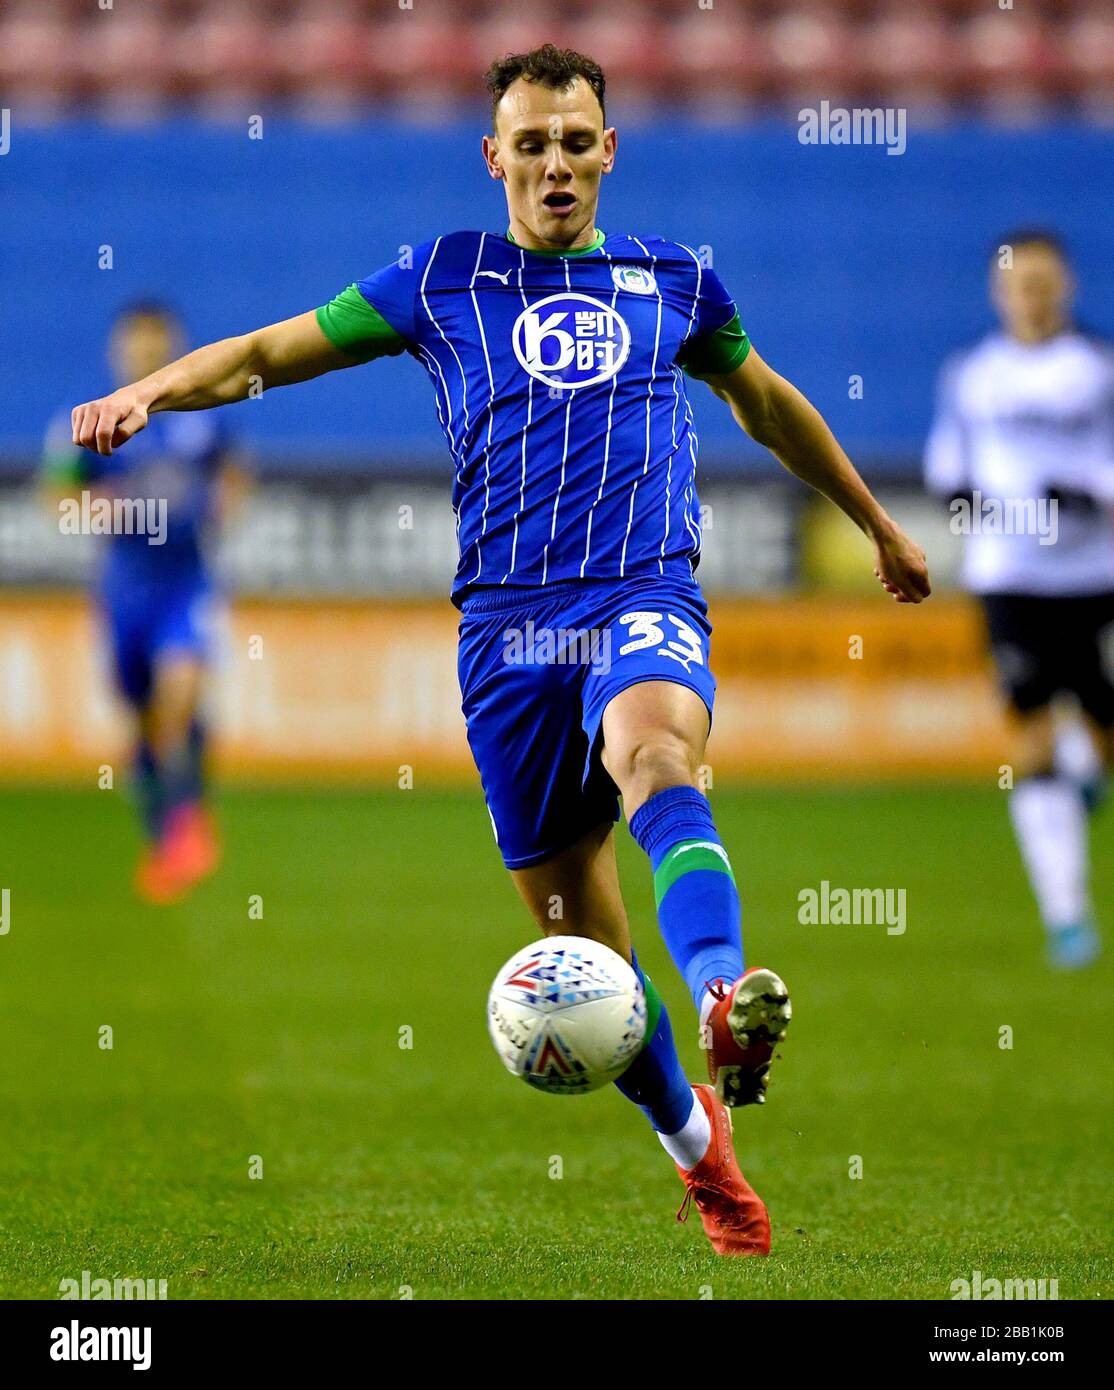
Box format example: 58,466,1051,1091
133,804,221,905
700,967,791,1108
134,847,190,905
675,1084,771,1256
162,802,221,886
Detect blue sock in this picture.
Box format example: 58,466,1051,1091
613,951,694,1135
133,740,163,841
183,719,207,804
162,720,207,819
629,785,744,1010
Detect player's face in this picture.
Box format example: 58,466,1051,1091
482,77,616,250
110,315,183,385
991,245,1073,342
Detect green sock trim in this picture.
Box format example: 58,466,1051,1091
641,971,663,1045
652,839,734,906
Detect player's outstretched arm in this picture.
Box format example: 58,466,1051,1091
705,348,931,604
71,312,358,456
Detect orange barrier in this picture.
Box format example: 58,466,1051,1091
0,591,1008,783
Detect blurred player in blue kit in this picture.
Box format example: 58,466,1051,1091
45,303,248,904
70,48,929,1253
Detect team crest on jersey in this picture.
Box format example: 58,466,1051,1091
512,292,631,390
611,264,657,296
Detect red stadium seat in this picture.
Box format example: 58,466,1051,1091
71,13,181,110
860,10,962,104
1065,7,1114,83
956,13,1062,108
171,2,278,106
1,0,1111,117
562,9,671,89
271,3,372,105
763,9,860,103
365,15,480,98
465,8,582,89
0,9,81,104
664,12,773,102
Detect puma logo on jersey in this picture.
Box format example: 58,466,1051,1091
477,269,513,285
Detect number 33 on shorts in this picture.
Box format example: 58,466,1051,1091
618,610,706,673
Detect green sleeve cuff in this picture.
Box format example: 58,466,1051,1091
678,312,751,380
315,285,410,362
41,450,89,487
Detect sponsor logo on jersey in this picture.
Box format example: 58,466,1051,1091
612,264,657,296
512,292,631,390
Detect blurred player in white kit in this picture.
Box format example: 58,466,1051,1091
926,231,1114,968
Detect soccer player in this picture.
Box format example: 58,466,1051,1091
70,47,930,1254
46,302,246,904
926,231,1113,970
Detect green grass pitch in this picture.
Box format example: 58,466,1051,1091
1,783,1111,1300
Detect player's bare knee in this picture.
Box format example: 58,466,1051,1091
608,730,699,804
1012,711,1055,778
146,708,191,760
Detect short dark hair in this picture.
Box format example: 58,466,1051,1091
992,229,1070,264
485,43,606,129
114,299,180,328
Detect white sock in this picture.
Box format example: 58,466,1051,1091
1009,777,1091,930
696,989,718,1051
1054,716,1102,786
657,1090,711,1170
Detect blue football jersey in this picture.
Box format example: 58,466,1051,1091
320,231,749,605
43,409,228,594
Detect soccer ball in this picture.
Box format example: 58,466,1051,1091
487,935,647,1096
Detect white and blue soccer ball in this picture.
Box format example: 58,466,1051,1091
487,936,647,1096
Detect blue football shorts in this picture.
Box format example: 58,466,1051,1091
98,577,218,707
457,573,716,869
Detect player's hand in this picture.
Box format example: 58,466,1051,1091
71,387,151,456
872,523,931,604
